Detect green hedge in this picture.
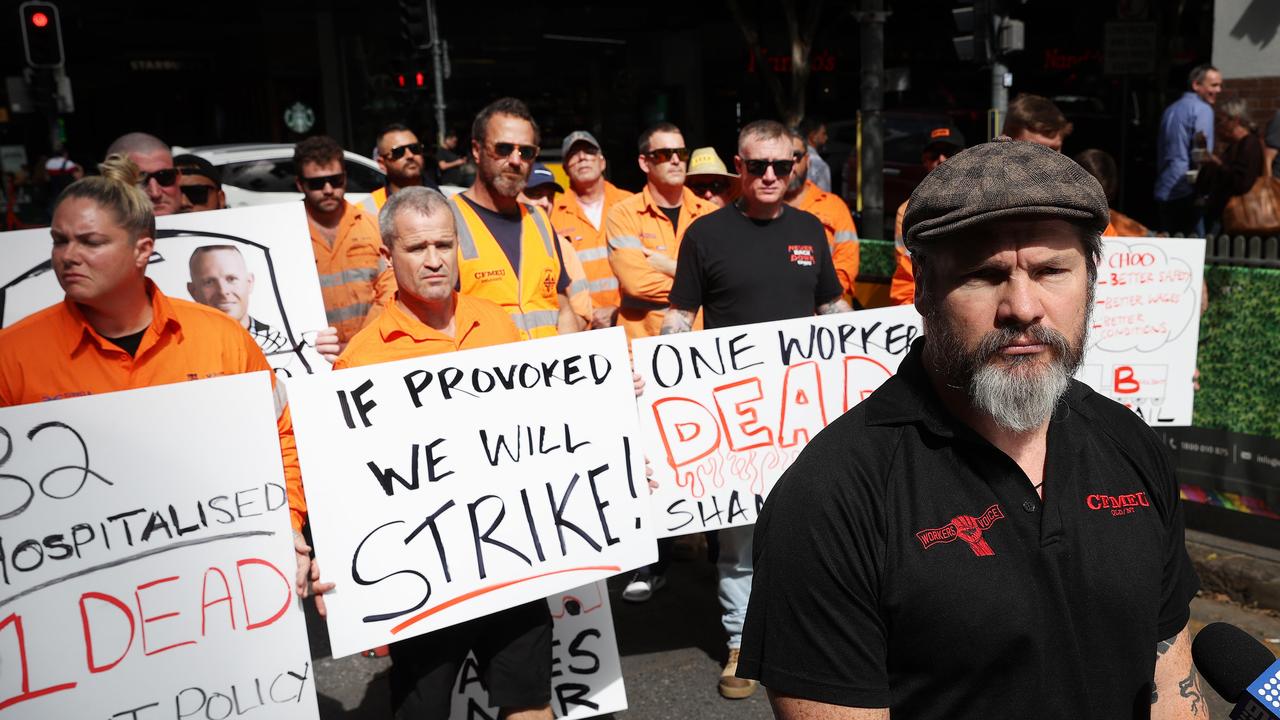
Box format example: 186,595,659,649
858,238,896,279
1194,266,1280,438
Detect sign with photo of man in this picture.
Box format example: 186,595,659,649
0,204,331,377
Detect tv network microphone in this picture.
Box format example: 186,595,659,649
1191,622,1280,719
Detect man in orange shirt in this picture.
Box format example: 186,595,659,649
551,131,632,329
294,136,393,348
0,155,330,612
367,123,436,213
889,125,966,306
606,123,714,340
785,129,860,302
334,186,551,720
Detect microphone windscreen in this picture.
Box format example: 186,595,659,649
1190,622,1277,703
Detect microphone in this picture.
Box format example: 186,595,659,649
1191,622,1280,719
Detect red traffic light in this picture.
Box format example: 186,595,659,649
30,11,49,27
397,74,406,88
415,71,425,87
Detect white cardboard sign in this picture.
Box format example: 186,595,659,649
0,373,318,719
631,305,923,538
0,204,330,377
449,581,627,719
1079,236,1204,426
288,327,656,659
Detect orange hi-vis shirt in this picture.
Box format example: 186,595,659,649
890,199,916,306
606,186,714,339
558,237,593,325
0,280,308,531
1103,209,1152,237
551,181,633,308
449,194,562,340
334,292,520,369
309,201,393,345
790,180,860,299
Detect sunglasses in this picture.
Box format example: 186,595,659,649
490,142,539,161
687,178,731,195
743,158,796,177
138,168,179,188
384,142,424,161
644,147,689,164
180,185,216,204
301,173,346,191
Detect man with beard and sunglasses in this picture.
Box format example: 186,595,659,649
294,135,393,350
449,97,582,338
784,129,860,303
738,138,1203,720
607,122,714,341
367,123,438,213
664,119,850,700
173,153,226,212
105,132,184,216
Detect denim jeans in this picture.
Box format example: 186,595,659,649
717,524,754,649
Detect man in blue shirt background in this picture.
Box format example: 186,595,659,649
1154,63,1222,236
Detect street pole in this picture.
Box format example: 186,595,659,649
990,57,1008,139
855,0,887,240
425,0,447,147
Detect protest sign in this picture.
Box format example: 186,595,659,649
1078,236,1204,426
631,305,923,537
449,581,626,719
0,373,318,719
288,327,655,659
0,204,330,377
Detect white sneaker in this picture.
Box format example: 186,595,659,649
621,572,667,602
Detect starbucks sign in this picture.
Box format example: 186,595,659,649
284,102,316,134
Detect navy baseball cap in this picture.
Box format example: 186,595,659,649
526,163,564,193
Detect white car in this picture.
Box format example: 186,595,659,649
174,143,385,208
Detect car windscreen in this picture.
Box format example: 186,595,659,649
219,157,384,193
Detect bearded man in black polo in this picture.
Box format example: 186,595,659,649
738,138,1204,720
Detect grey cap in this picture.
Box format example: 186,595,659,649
902,137,1109,253
561,131,601,158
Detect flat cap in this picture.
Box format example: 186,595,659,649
902,137,1108,252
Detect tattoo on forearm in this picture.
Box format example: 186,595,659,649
661,308,696,335
1152,633,1177,704
1178,667,1204,716
817,298,852,315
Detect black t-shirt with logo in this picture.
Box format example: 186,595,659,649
668,204,843,328
737,339,1200,720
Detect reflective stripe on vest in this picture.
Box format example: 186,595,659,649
834,230,858,245
576,246,609,262
589,277,618,293
608,234,643,250
318,266,380,288
327,302,372,324
568,278,589,296
451,202,480,260
511,309,562,334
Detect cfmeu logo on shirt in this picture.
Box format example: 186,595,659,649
788,244,814,266
474,268,507,283
1085,491,1150,517
915,504,1005,557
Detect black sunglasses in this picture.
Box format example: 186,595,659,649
743,158,796,177
687,178,731,195
301,173,346,191
138,168,179,188
180,185,216,204
491,142,539,161
384,142,424,161
645,147,690,164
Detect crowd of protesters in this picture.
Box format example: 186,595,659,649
0,65,1258,717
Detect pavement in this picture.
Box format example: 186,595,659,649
310,534,1280,719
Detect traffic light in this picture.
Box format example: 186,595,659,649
951,2,986,63
18,1,64,69
398,0,426,51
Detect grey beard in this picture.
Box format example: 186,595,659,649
926,316,1088,433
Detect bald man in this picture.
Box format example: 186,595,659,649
187,245,286,353
106,132,183,216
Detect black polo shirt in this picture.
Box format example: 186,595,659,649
738,338,1199,720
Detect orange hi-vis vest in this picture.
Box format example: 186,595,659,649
449,194,561,340
551,181,633,308
309,201,390,344
791,180,860,299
